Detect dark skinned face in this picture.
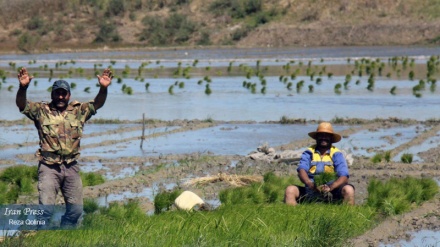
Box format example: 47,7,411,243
51,89,70,110
316,133,333,150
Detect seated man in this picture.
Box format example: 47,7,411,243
285,122,355,205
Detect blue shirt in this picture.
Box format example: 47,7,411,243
297,145,349,182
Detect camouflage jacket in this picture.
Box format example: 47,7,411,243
21,100,96,165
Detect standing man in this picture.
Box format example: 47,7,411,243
16,67,113,228
285,122,355,206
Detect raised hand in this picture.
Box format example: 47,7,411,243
97,68,113,88
17,67,33,88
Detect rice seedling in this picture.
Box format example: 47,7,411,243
124,86,133,95
7,85,13,91
384,151,391,162
413,92,422,98
250,83,257,94
315,78,322,85
401,153,413,163
308,84,314,93
145,83,150,91
371,153,382,163
290,72,296,80
0,165,38,203
334,83,342,94
70,82,76,89
80,172,105,186
219,172,291,205
310,72,315,81
3,171,438,247
390,86,396,95
430,80,436,92
367,177,438,216
203,75,211,83
345,74,351,83
296,80,304,93
168,85,174,95
313,172,337,187
408,71,415,80
205,84,212,95
343,80,350,90
154,190,183,214
261,86,266,94
83,198,99,214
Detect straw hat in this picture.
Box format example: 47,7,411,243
308,122,341,143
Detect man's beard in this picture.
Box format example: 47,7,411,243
316,138,331,149
54,99,68,109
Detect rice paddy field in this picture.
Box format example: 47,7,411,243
0,46,440,246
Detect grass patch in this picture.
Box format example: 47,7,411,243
401,153,413,163
0,165,38,204
1,174,438,246
5,202,375,247
220,172,297,205
80,172,105,187
154,190,183,214
367,177,438,216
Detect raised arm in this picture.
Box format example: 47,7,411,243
16,67,34,111
94,68,113,110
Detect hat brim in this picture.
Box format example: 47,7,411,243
308,131,341,143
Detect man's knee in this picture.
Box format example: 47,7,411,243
342,184,355,196
341,184,355,205
285,185,299,194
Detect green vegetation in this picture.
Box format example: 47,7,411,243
371,151,391,163
367,177,438,216
1,54,439,97
1,0,440,53
1,201,374,247
154,189,183,214
220,172,296,205
2,174,437,246
80,172,105,187
0,165,38,204
313,172,337,186
94,21,121,43
139,13,197,46
0,165,103,204
401,153,413,164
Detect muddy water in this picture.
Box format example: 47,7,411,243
1,47,440,122
1,75,440,121
81,124,328,157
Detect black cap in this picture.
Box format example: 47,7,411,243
52,80,70,93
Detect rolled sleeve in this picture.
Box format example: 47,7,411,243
333,152,349,178
297,150,312,172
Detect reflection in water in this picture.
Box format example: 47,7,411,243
380,229,440,247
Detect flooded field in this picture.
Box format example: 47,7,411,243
1,47,440,245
